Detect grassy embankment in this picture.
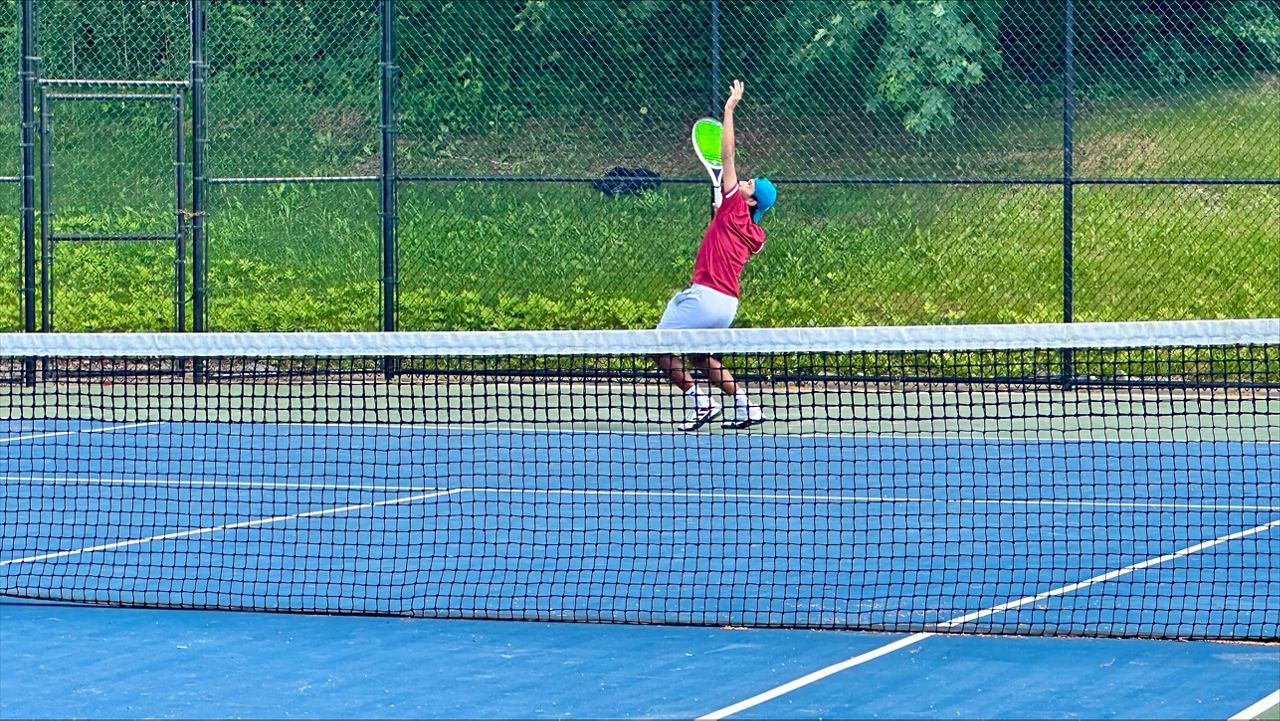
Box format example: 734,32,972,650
0,78,1274,332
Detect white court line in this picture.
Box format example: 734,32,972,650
275,421,687,437
0,421,162,443
1231,690,1280,720
698,633,935,720
271,421,1280,443
937,519,1280,628
698,633,935,721
697,518,1280,720
1,477,1274,513
466,487,1280,513
0,475,444,493
0,488,463,566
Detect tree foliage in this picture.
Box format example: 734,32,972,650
12,0,1280,139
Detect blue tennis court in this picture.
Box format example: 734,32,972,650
5,418,1277,636
2,324,1278,718
1,601,1276,719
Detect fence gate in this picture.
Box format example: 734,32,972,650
37,78,188,332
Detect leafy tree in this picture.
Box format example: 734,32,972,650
17,0,1280,141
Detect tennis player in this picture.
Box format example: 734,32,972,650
655,79,777,431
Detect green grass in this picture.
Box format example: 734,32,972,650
397,182,1067,330
203,183,380,331
0,78,1275,332
1074,74,1280,178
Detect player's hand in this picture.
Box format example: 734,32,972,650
724,79,744,112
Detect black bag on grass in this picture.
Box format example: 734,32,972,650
594,167,661,197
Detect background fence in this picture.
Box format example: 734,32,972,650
2,0,1277,332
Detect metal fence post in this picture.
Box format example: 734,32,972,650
380,0,399,330
708,0,720,215
1061,0,1075,384
709,0,720,115
19,0,36,383
173,88,186,333
380,0,399,377
190,0,207,335
37,82,51,332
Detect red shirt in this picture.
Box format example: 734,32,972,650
690,187,766,298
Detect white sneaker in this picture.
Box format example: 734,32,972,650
680,403,722,432
723,406,765,429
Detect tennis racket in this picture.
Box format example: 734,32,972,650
691,117,722,187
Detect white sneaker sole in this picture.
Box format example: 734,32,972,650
680,406,723,432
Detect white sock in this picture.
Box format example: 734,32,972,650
686,387,713,411
734,391,762,419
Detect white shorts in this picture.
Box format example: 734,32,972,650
657,283,739,329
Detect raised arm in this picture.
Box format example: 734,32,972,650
720,79,744,191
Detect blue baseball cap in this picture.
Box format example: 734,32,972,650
752,178,777,224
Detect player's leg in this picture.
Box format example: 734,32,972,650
654,353,692,390
653,289,722,431
690,355,765,429
692,354,740,395
654,353,722,431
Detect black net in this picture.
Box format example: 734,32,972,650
1,322,1276,639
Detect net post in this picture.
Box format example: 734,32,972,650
19,0,37,385
379,0,401,380
1060,0,1076,387
190,0,208,382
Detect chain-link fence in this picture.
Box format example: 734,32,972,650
3,0,1277,332
0,0,19,331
